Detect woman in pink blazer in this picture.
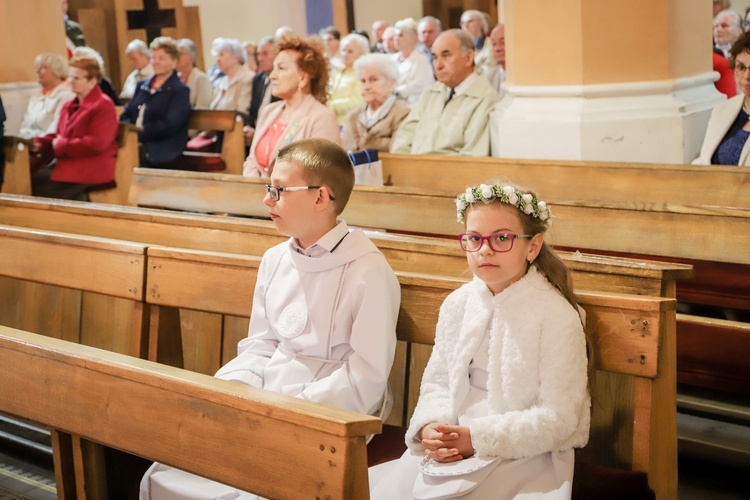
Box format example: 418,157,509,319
32,54,118,200
243,35,340,177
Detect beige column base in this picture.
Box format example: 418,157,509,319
489,72,724,164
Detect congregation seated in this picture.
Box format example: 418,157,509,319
176,38,212,108
242,36,278,147
119,39,154,101
390,29,500,156
17,53,74,142
72,46,120,105
371,20,388,53
243,35,340,177
328,33,369,125
208,38,254,112
341,53,410,152
242,40,258,73
483,24,506,98
120,37,191,168
461,9,495,73
695,31,750,166
391,18,434,106
31,55,118,201
417,16,442,66
186,38,253,153
714,9,744,58
319,25,342,68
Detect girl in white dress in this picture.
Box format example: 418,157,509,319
369,183,591,499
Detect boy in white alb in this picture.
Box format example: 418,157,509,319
140,138,401,499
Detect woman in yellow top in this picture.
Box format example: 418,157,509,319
328,34,370,125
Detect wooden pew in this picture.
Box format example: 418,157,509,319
379,153,750,209
1,136,32,195
126,170,750,399
179,109,247,175
0,193,691,298
141,246,677,499
88,123,141,205
0,326,379,499
127,168,750,264
0,224,148,357
0,124,141,204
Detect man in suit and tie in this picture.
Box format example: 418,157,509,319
244,36,279,146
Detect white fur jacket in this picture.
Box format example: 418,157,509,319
406,266,591,460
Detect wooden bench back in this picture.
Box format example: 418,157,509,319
129,167,750,265
88,123,141,205
0,325,378,499
0,193,692,297
0,224,147,357
187,109,247,175
379,153,750,209
142,245,677,499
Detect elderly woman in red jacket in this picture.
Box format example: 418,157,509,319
32,54,118,200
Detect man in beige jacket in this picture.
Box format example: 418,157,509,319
390,29,499,156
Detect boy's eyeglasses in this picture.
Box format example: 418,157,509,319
458,232,532,253
264,185,335,202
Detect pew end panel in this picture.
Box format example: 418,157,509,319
0,326,380,500
184,109,248,175
89,123,141,205
1,135,32,196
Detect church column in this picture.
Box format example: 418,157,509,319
491,0,722,164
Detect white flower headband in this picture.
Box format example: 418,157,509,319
455,184,551,224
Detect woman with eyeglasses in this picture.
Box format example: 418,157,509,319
696,32,750,165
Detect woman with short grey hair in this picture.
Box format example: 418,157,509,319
341,53,410,152
19,53,75,140
120,39,154,100
209,38,253,111
176,38,212,108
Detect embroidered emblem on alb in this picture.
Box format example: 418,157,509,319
278,302,308,338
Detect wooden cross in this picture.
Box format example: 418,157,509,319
126,0,176,43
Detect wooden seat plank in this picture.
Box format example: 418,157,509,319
379,153,750,209
0,326,378,500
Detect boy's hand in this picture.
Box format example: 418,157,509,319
420,423,474,463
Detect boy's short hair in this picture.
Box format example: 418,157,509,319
277,139,355,215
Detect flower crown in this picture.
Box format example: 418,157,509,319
455,184,551,224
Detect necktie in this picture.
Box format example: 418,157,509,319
445,88,455,107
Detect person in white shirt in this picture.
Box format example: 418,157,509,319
140,138,400,499
119,39,154,100
714,9,744,58
392,18,434,106
18,53,75,140
176,38,212,108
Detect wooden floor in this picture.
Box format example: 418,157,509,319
0,449,747,499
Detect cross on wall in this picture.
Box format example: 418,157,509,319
126,0,176,43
